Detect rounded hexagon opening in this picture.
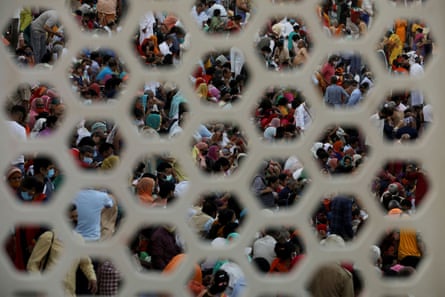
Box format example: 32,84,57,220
312,125,369,176
191,1,253,35
317,0,375,40
306,260,365,297
130,153,190,208
3,7,68,69
131,81,190,140
251,156,311,210
68,188,122,242
68,118,124,171
314,51,374,108
188,191,246,243
134,11,188,68
3,223,54,273
68,0,129,35
255,15,312,71
252,86,313,142
68,47,129,104
127,224,187,273
311,193,369,244
376,18,435,75
371,89,431,144
370,160,429,215
191,48,250,108
191,121,248,176
5,82,67,139
373,227,426,278
3,154,64,204
249,224,306,274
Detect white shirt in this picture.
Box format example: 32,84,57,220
191,6,209,27
294,103,312,132
139,11,156,45
423,104,432,123
207,4,228,18
6,120,26,164
252,234,277,264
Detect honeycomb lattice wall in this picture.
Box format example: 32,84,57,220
0,0,444,296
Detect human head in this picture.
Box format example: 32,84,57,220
33,156,54,178
7,167,23,191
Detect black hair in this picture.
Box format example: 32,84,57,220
98,142,114,154
33,156,53,174
157,162,173,173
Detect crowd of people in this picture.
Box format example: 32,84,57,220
69,48,129,104
70,0,127,35
253,87,312,141
191,48,249,108
5,83,66,142
314,53,373,107
318,0,373,39
255,16,312,71
4,8,66,68
192,122,248,175
312,126,367,175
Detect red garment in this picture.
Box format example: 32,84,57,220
269,255,304,273
13,226,44,270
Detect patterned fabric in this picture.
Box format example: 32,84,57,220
98,260,120,296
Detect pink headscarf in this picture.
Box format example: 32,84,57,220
269,117,281,128
207,145,220,161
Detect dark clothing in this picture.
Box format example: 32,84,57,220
329,196,354,241
148,227,181,270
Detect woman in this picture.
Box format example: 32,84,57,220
136,177,155,205
6,167,22,194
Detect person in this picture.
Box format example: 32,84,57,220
6,167,23,194
6,105,27,173
97,260,121,296
31,156,56,200
27,230,97,297
148,225,182,270
73,189,114,242
307,262,354,297
324,76,349,107
329,195,354,241
136,177,156,205
197,269,230,297
96,0,119,27
30,10,63,64
346,82,369,106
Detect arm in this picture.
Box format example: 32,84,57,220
79,256,97,294
26,232,52,273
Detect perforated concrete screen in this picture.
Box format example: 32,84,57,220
0,0,444,296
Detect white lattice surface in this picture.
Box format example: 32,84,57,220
0,0,444,296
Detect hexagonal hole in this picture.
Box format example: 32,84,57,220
311,194,369,243
134,11,188,68
252,86,313,142
69,188,123,241
388,0,427,7
69,48,129,104
372,90,431,143
3,8,69,68
73,257,123,295
255,15,312,70
191,1,252,35
374,227,425,278
188,191,246,242
131,81,190,140
68,0,129,35
370,160,430,214
306,261,365,296
317,0,374,40
376,19,434,75
312,125,369,175
251,157,311,210
5,82,67,139
3,154,64,203
3,223,54,272
250,225,305,274
191,49,250,108
68,119,125,171
128,224,186,272
314,52,374,108
199,257,247,297
130,153,189,207
191,121,248,175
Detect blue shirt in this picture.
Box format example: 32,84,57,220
324,85,349,106
74,189,113,241
347,88,362,106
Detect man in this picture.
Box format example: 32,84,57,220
32,156,56,200
293,97,312,134
324,76,349,107
6,105,27,173
329,195,354,241
191,2,209,28
73,189,114,242
27,230,97,297
30,10,62,64
346,82,369,106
